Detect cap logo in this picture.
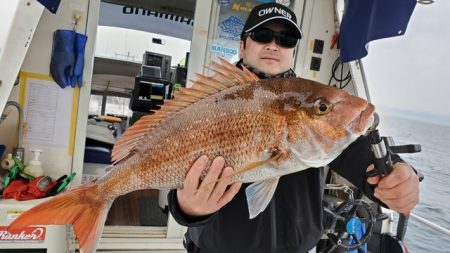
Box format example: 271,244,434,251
258,7,292,20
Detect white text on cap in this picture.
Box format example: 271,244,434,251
258,7,292,20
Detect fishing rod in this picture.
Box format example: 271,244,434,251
322,113,424,253
366,113,422,242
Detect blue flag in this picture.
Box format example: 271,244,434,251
37,0,61,14
339,0,417,63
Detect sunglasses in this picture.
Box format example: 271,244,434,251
246,29,299,48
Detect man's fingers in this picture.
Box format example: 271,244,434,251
379,189,419,213
208,166,234,201
198,156,225,194
375,178,413,200
366,164,381,185
177,156,241,217
378,163,412,189
183,155,209,194
371,163,420,213
375,169,419,201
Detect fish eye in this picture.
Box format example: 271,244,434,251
314,99,332,115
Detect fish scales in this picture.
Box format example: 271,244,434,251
99,80,289,197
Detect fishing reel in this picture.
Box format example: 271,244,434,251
321,114,423,253
322,184,386,253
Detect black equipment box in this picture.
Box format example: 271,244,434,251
129,76,172,112
143,51,171,80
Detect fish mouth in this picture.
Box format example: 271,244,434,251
349,103,375,134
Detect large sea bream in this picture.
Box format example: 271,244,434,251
9,59,375,253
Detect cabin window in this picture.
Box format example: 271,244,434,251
95,26,190,65
88,93,132,118
89,94,103,115
105,96,132,117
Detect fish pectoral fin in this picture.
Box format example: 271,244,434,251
232,148,289,177
246,177,280,219
208,149,285,187
208,148,289,188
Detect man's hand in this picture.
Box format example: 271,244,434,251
177,155,242,217
367,163,419,213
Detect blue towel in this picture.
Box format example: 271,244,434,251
37,0,61,14
339,0,417,63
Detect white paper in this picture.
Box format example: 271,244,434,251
23,78,73,148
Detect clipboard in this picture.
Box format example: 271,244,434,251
18,72,79,156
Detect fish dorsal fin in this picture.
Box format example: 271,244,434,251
111,59,259,164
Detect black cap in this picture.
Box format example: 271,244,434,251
241,3,302,40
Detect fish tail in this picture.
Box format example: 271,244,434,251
8,182,111,253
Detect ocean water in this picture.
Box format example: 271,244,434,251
378,115,450,253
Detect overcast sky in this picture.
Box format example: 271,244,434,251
362,1,450,119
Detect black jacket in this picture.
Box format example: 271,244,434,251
168,136,393,253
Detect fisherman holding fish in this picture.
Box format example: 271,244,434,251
169,3,421,253
8,3,421,253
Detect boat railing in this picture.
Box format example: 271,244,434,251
410,212,450,237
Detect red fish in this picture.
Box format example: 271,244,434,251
9,59,374,253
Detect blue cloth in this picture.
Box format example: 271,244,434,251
37,0,61,14
339,0,417,63
50,30,76,88
70,33,88,88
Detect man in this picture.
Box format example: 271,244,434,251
168,3,420,253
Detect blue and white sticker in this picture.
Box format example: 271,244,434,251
210,44,238,57
219,16,244,38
